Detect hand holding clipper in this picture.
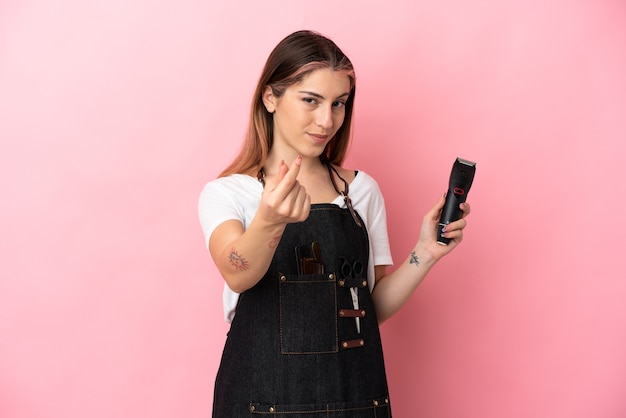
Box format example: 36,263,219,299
437,158,476,245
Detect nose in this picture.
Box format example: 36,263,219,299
315,105,333,130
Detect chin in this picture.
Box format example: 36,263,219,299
304,150,326,159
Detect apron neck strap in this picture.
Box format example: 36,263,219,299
325,161,362,228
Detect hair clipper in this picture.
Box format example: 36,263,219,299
437,158,476,245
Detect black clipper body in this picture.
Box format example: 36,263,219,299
437,158,476,245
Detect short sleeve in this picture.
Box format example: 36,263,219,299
367,188,393,268
197,175,262,247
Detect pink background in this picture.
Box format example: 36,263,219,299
2,0,625,417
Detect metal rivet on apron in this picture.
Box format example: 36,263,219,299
385,398,389,404
249,405,255,412
339,310,345,317
279,275,286,282
362,280,367,287
339,279,345,287
329,273,335,280
361,310,366,317
360,339,364,346
269,406,275,412
373,400,379,406
342,342,348,348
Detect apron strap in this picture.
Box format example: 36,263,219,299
325,162,363,228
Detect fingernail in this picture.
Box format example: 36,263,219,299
295,155,303,165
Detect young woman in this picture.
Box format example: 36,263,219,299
198,30,470,418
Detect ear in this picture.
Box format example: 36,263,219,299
262,85,276,113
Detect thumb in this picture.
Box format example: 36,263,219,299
428,193,446,221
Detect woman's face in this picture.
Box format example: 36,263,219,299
263,68,351,159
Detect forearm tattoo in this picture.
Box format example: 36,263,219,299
409,251,420,267
228,249,250,271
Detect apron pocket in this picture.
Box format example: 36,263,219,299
249,398,391,417
279,273,338,354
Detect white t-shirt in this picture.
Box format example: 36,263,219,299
198,171,394,322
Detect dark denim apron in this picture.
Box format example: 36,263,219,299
213,182,391,417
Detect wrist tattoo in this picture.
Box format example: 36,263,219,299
268,235,282,249
409,251,420,267
228,249,250,271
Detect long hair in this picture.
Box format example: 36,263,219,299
219,30,356,178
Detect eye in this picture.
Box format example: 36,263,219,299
332,100,346,108
303,97,317,105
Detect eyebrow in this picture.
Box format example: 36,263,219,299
298,90,350,100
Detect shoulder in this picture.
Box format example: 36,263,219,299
332,165,357,184
202,173,260,188
198,174,262,242
198,174,263,213
200,174,261,198
331,165,381,191
349,170,389,241
338,169,386,214
351,170,382,195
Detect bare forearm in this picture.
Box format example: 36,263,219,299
212,218,287,293
371,245,438,323
372,196,471,322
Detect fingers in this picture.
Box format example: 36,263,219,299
442,217,466,236
270,155,302,195
428,194,471,244
276,157,296,179
280,155,302,183
460,202,471,217
291,184,311,221
277,160,289,180
260,156,310,224
440,206,469,242
427,193,471,222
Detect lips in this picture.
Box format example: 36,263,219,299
308,133,330,143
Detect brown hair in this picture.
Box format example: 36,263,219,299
219,30,356,177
